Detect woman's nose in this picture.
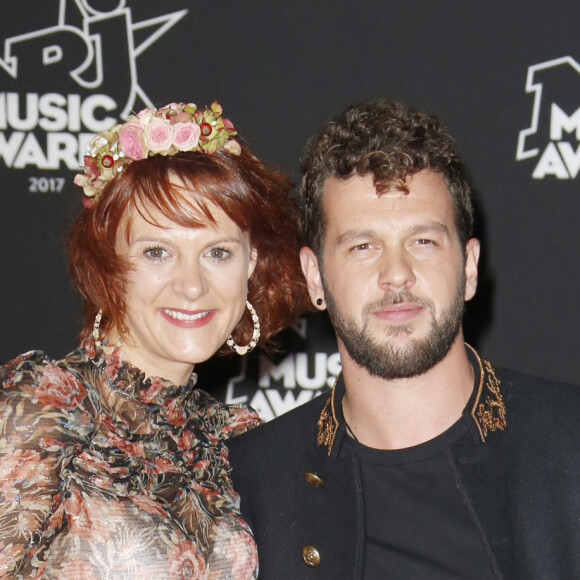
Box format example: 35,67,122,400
172,262,208,301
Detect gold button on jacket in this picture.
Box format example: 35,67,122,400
304,471,325,487
302,545,321,567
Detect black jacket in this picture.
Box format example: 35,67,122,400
228,350,580,579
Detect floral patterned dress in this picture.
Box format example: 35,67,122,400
0,341,260,579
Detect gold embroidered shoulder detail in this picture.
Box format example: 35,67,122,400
317,378,341,456
471,353,507,442
317,395,337,452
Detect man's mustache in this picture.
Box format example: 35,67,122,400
363,290,434,316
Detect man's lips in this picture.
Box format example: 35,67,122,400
373,302,424,324
160,308,215,328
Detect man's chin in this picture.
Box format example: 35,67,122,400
371,319,423,341
383,325,415,340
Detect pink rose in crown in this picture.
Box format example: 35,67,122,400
137,108,156,123
119,123,147,160
143,120,173,154
173,122,201,151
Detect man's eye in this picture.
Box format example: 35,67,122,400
352,243,371,251
416,239,435,246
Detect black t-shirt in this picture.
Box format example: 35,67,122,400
341,417,496,579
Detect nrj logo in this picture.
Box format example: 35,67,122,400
0,0,187,172
516,56,580,180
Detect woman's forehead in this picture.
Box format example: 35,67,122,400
120,197,245,241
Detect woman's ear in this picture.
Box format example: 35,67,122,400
247,247,258,279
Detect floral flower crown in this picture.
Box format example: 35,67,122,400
74,101,241,207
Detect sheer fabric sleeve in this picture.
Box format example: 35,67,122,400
0,351,86,578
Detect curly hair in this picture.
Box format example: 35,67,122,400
68,145,310,353
301,100,474,257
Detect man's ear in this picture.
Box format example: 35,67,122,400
300,247,326,310
464,238,480,302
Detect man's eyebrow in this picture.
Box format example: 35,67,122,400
335,229,377,246
335,222,450,246
407,221,451,237
408,222,450,237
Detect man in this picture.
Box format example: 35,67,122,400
228,100,580,579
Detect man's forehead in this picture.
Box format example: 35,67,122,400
320,170,459,244
321,170,452,207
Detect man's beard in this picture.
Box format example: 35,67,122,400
323,276,465,380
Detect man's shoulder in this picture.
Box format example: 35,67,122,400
493,366,580,436
228,390,330,458
497,366,579,401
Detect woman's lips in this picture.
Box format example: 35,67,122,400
160,308,215,328
373,303,424,324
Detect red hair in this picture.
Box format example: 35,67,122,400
68,145,311,352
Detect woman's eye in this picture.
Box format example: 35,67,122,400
144,246,167,260
208,247,231,261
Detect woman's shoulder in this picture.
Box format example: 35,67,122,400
1,348,89,412
191,387,262,440
1,349,53,382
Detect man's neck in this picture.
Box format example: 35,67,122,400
340,335,474,450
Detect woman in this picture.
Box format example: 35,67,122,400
0,102,308,578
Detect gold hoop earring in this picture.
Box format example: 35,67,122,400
93,309,123,354
226,301,260,356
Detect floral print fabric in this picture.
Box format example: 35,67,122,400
0,342,260,579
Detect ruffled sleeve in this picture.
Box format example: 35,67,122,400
0,351,92,578
218,401,262,441
191,388,261,443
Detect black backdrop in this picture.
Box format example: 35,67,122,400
1,0,578,420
